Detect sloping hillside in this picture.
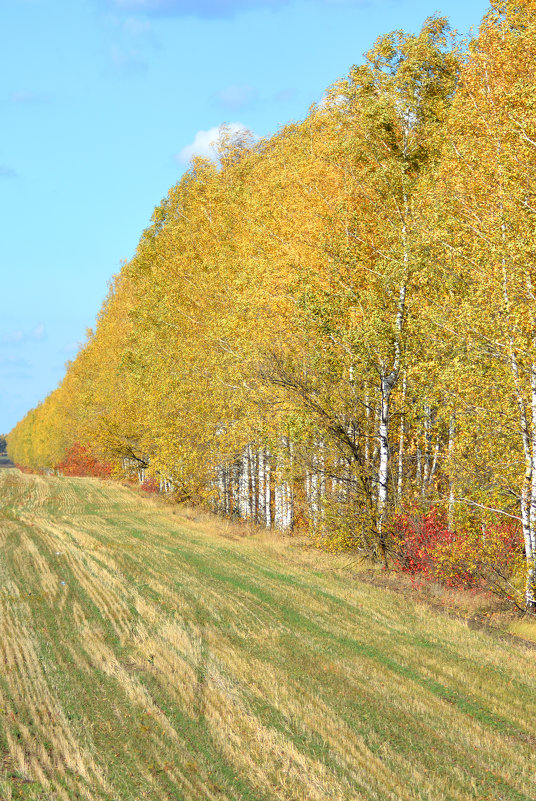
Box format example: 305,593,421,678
0,469,535,801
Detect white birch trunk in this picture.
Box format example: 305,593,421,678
372,398,380,469
248,445,255,521
508,346,535,610
274,483,284,529
285,482,293,530
364,392,371,466
422,404,435,493
397,372,407,502
232,460,240,519
286,439,294,530
429,438,440,486
258,448,265,525
447,415,456,531
317,439,325,526
239,448,251,520
377,377,392,551
501,227,536,609
216,464,226,513
274,440,293,531
265,449,272,528
376,284,406,561
308,467,319,529
527,359,536,610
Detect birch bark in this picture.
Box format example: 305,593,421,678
397,372,407,503
377,284,406,562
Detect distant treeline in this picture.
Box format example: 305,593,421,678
8,2,536,610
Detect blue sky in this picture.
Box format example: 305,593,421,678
1,0,489,433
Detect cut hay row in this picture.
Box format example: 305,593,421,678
0,469,535,800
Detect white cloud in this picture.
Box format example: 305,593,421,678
176,122,251,164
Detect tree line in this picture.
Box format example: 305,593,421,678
8,1,536,611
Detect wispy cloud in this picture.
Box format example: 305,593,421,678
109,44,148,73
122,16,153,34
1,330,24,345
1,369,32,382
121,15,161,48
0,165,17,179
175,122,251,163
10,90,50,104
105,11,160,74
60,342,80,355
106,0,370,16
216,84,258,111
0,355,30,369
107,0,291,18
1,324,46,346
273,87,297,103
32,323,46,341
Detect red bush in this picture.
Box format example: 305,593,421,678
391,509,523,590
15,464,40,475
56,443,112,478
392,509,457,580
432,520,523,591
140,477,159,494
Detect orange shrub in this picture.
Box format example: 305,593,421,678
55,443,112,478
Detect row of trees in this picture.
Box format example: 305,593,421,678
8,1,536,610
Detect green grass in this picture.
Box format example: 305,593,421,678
0,469,535,800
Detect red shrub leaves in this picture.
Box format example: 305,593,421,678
15,464,40,475
392,509,457,581
391,509,523,592
55,443,112,478
140,477,160,494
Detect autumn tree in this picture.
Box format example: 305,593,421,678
430,0,536,609
245,17,459,556
11,6,536,610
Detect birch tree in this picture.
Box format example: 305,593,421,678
433,0,536,609
290,17,459,558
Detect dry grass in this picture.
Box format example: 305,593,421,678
507,619,536,644
1,469,535,800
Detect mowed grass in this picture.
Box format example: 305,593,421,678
0,471,535,801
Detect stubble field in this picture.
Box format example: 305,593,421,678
0,469,535,801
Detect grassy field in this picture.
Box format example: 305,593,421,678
0,470,535,801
